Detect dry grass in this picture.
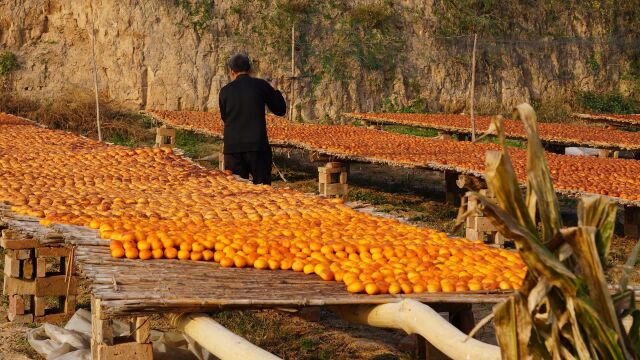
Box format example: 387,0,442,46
0,88,155,145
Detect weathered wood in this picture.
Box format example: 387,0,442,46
34,296,46,316
155,127,176,149
92,297,114,357
36,257,46,277
36,246,71,257
3,275,77,296
1,231,38,249
4,253,21,277
135,317,151,344
9,294,25,316
95,343,153,360
8,312,33,323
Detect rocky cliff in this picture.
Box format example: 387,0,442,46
1,0,639,120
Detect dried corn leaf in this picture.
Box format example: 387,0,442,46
577,196,617,267
513,103,562,245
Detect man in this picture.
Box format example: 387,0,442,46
219,53,286,185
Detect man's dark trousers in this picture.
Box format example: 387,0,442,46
224,149,272,185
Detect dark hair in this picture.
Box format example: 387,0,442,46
228,53,251,73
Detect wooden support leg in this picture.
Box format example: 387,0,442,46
444,171,461,206
624,206,640,239
91,297,153,360
219,153,225,171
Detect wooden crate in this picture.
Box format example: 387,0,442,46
318,162,348,199
92,297,153,360
2,231,76,323
464,190,508,247
155,127,176,148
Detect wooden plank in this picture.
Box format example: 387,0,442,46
339,171,348,184
92,296,114,359
325,162,343,169
1,230,38,249
13,249,33,260
8,312,33,323
36,312,73,325
65,295,77,314
322,183,348,196
36,246,71,257
36,257,46,277
8,294,25,316
96,343,153,360
135,317,151,344
3,275,77,296
469,216,495,232
34,296,46,316
4,253,20,277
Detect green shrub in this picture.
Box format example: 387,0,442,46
175,0,214,38
576,91,638,114
0,52,19,77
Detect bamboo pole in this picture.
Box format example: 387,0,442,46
470,33,478,142
289,23,295,122
168,313,281,360
332,299,500,360
89,1,102,142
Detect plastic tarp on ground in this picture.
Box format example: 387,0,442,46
27,309,212,360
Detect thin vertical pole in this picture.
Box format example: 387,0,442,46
90,1,102,141
289,23,295,121
470,34,478,142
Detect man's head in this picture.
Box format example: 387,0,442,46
228,53,251,79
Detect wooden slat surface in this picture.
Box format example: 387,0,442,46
0,204,510,319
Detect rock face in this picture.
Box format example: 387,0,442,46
0,1,637,119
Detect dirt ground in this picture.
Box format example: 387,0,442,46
0,145,638,360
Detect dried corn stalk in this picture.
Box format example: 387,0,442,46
461,103,640,359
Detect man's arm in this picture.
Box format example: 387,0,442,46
264,81,287,117
219,87,227,123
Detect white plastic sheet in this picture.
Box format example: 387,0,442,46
27,309,211,360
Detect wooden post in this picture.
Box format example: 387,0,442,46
89,1,102,142
470,33,478,142
289,23,296,121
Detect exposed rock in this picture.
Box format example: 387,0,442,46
0,1,636,119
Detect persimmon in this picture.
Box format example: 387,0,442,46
111,247,125,258
152,248,164,259
220,257,234,267
177,250,190,260
164,247,178,259
125,248,139,259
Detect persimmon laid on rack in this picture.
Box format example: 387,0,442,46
0,113,525,295
148,110,640,205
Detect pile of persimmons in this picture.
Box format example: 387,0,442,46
1,113,527,294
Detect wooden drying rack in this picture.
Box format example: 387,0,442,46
1,203,511,359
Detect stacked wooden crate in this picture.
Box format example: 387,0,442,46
2,228,77,323
318,162,348,199
155,126,176,148
464,190,507,247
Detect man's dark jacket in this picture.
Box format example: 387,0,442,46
218,74,287,153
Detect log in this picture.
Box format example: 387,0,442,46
331,299,500,360
168,313,281,360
